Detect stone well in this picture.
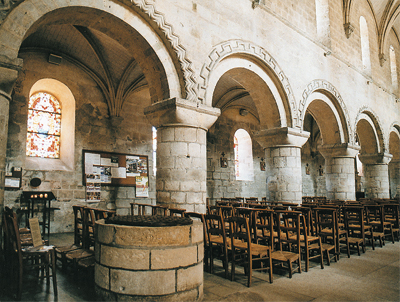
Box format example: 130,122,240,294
94,216,204,301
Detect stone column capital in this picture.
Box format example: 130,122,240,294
318,143,360,159
358,153,393,165
0,55,23,98
253,127,310,149
144,97,220,130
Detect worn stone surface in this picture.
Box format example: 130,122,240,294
110,268,176,296
100,245,150,270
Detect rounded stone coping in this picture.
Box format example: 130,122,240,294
95,219,204,247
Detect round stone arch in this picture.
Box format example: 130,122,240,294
389,123,400,161
0,0,193,102
389,123,400,198
299,80,353,145
355,108,386,155
199,40,297,128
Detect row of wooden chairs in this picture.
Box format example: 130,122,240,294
130,202,186,217
201,201,399,287
54,205,115,270
2,207,57,300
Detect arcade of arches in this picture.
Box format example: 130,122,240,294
0,0,399,233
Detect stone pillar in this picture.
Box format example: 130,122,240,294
145,98,220,213
319,144,360,201
389,160,400,199
358,153,392,198
0,57,22,227
253,127,309,204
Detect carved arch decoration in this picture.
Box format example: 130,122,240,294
0,0,197,102
355,106,387,154
299,79,353,144
199,39,298,127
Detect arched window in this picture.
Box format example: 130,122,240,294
26,92,61,158
360,16,371,73
234,129,254,181
315,0,331,47
152,126,157,176
390,45,398,90
25,79,75,171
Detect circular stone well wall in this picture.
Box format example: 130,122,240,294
94,217,204,301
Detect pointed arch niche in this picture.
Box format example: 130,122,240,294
25,79,75,171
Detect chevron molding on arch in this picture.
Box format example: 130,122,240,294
199,39,298,126
0,0,197,102
130,0,197,102
299,79,354,145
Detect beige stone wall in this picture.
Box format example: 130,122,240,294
1,0,400,231
4,52,156,232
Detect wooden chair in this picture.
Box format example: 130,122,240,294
72,205,85,246
83,207,96,249
383,203,399,241
365,204,394,245
298,214,324,272
254,209,275,248
185,212,208,270
92,208,116,220
234,207,259,242
152,205,168,216
343,206,373,255
271,211,302,278
168,207,186,217
204,213,229,278
314,208,339,265
3,207,57,300
227,216,273,286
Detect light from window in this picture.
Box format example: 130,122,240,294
234,129,254,181
390,45,398,90
356,153,363,177
152,126,157,176
360,16,371,73
26,92,61,158
315,0,331,47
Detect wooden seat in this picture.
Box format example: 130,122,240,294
365,204,394,246
343,206,373,255
298,214,324,272
271,211,302,278
314,208,339,265
383,203,399,241
3,207,57,300
227,216,273,286
204,213,229,278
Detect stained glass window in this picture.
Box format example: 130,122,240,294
26,92,61,158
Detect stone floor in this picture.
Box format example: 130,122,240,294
0,232,399,301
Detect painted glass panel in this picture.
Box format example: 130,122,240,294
26,92,61,158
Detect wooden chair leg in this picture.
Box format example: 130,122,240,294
51,249,58,296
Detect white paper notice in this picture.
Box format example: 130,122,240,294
85,153,101,166
111,167,126,178
101,157,112,166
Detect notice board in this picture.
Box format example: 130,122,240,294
82,150,148,187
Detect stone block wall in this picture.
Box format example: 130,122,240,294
206,116,266,204
4,52,156,232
